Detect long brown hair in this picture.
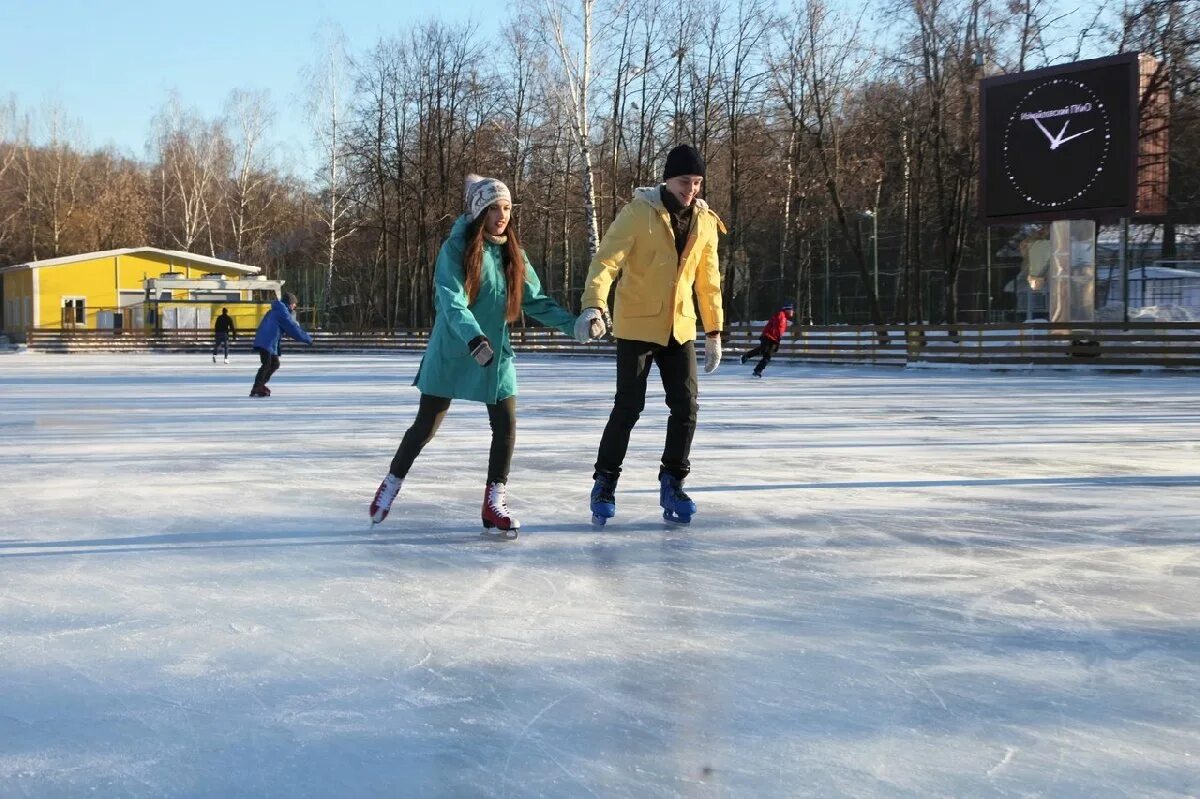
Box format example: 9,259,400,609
462,211,526,322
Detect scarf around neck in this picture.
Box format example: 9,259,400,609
660,185,694,260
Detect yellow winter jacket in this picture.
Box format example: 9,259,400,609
581,186,725,346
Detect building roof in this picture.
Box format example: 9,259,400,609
0,247,262,276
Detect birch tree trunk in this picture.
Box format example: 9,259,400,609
305,25,356,323
544,0,601,259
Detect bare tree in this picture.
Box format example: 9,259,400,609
768,11,821,319
789,0,885,324
152,94,229,254
0,97,19,255
1114,0,1200,256
399,21,485,325
501,18,546,201
690,2,730,169
717,0,772,321
82,150,151,251
351,36,402,328
600,0,637,223
1010,0,1075,71
539,0,602,258
904,0,984,323
222,89,278,262
304,23,357,319
628,0,672,187
18,103,89,259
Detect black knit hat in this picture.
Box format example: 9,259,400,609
663,145,705,180
281,292,298,307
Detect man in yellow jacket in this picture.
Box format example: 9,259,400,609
574,144,725,525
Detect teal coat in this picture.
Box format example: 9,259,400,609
414,215,578,403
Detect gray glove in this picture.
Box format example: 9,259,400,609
468,335,495,367
573,308,608,343
704,334,721,374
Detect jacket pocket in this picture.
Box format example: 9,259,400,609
619,297,663,318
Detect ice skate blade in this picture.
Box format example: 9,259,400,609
591,514,608,527
662,510,692,525
482,517,519,540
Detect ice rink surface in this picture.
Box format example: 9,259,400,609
1,351,1198,798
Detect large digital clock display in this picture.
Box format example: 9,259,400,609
981,55,1139,223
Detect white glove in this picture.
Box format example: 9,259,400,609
573,308,608,343
703,334,721,374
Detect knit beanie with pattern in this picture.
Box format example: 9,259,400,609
464,174,512,220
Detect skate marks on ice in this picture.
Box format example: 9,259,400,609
2,355,1200,796
0,527,366,558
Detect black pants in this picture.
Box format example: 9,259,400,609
390,393,517,485
253,348,280,387
595,337,698,480
213,335,230,358
743,336,780,374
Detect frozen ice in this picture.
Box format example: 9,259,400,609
0,352,1198,797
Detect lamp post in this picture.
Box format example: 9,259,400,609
823,219,830,325
859,209,879,301
871,210,878,300
986,226,992,319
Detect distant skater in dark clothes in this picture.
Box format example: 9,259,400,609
212,308,236,363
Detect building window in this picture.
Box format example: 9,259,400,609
62,297,86,327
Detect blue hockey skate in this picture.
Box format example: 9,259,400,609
590,471,618,526
659,473,697,524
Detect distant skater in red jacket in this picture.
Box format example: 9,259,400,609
739,303,794,377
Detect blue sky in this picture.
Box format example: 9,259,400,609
2,0,1109,179
0,0,499,174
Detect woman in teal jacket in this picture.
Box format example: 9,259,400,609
369,174,599,537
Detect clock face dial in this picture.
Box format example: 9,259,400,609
981,57,1135,222
1002,79,1112,209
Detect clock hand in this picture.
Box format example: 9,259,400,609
1052,119,1072,149
1055,127,1095,146
1031,116,1059,147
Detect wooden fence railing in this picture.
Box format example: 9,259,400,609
18,321,1200,369
760,322,1200,368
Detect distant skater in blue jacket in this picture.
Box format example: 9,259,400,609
249,292,313,397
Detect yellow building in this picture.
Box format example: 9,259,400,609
0,247,285,337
